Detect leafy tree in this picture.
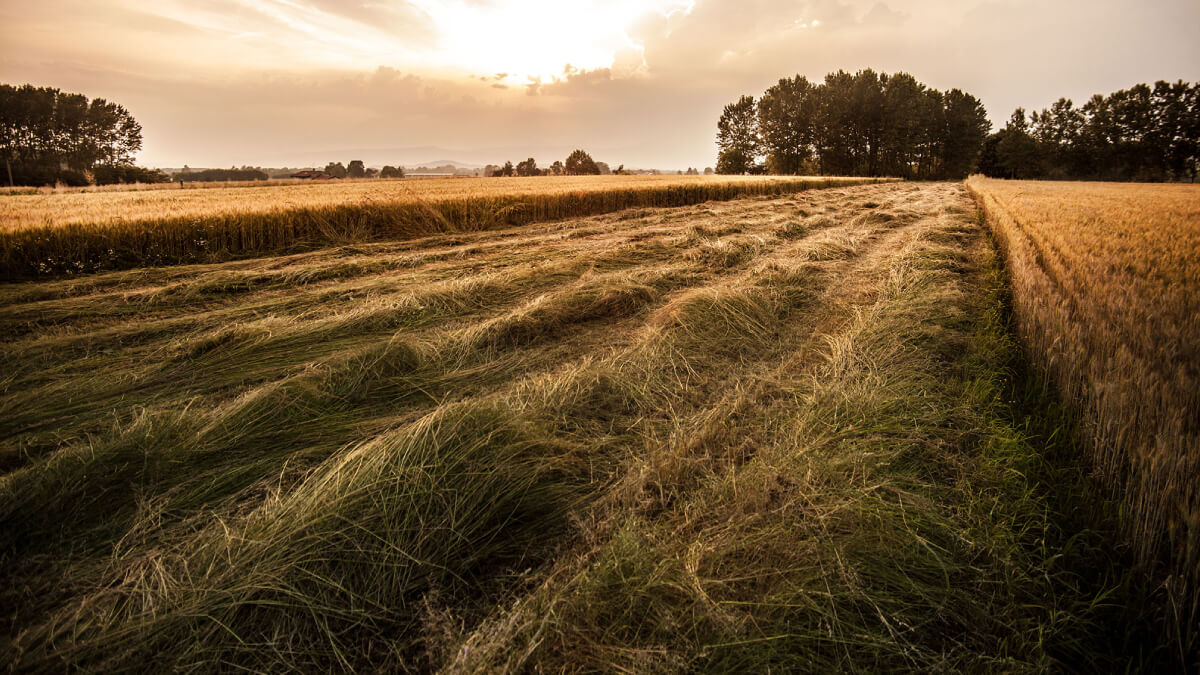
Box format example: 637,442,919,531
876,72,926,177
995,109,1043,179
975,130,1006,178
346,160,365,178
980,80,1200,181
941,89,990,179
0,83,144,186
380,165,404,178
324,162,347,179
516,157,538,176
716,149,751,175
1153,81,1197,181
501,161,515,177
174,167,268,182
550,160,564,176
564,149,600,175
92,164,170,185
703,167,714,175
724,70,992,179
716,95,758,174
595,161,612,175
758,76,816,175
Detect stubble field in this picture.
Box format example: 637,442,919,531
1,180,1154,671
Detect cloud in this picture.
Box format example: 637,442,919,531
2,0,1198,169
862,2,908,26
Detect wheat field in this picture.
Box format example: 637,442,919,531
0,181,1144,670
0,175,887,279
967,176,1200,658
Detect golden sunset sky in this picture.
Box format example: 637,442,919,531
2,0,1197,169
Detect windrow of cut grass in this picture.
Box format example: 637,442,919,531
1,182,1144,671
0,174,887,278
967,176,1200,664
1,184,881,633
449,192,1143,672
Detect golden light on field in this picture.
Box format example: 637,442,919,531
968,177,1200,648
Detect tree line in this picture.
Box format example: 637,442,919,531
717,69,991,180
485,149,621,177
978,81,1200,181
176,167,268,182
1,83,154,186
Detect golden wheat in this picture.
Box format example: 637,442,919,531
0,174,886,278
967,176,1200,656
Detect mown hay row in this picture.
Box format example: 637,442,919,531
11,183,1122,672
2,185,913,670
450,191,1126,672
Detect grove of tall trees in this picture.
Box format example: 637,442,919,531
978,81,1200,181
0,83,144,186
717,69,991,180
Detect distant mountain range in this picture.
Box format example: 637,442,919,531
410,159,479,169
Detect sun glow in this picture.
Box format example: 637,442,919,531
101,0,694,84
407,0,695,82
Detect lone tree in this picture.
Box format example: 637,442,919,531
716,95,759,174
516,157,538,176
488,161,516,177
564,149,600,175
0,83,143,186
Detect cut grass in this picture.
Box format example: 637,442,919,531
449,197,1151,672
0,182,1157,670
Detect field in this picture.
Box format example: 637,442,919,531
0,175,884,279
967,177,1200,657
2,180,1158,671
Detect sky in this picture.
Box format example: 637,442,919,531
2,0,1198,170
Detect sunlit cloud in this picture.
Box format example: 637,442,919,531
2,0,1196,169
115,0,696,82
130,0,428,68
406,0,695,81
